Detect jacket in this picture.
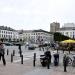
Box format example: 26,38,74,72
0,44,5,55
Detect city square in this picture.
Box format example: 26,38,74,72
0,0,75,75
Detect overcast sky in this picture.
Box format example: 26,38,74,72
0,0,75,31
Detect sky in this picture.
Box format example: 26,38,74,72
0,0,75,31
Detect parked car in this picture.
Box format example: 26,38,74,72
28,46,35,50
28,44,37,50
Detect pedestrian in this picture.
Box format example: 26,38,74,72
55,43,59,53
42,47,44,51
44,50,51,63
0,41,6,66
44,50,51,69
18,44,22,57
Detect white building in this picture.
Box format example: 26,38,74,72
0,26,19,41
57,27,75,39
63,23,75,27
19,29,53,44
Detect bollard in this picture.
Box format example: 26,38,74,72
7,49,9,55
64,65,67,72
63,55,67,72
13,50,15,56
34,53,36,60
21,55,23,64
11,53,13,63
47,58,50,69
33,53,36,67
33,60,35,67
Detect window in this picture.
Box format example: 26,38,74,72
4,31,5,33
65,32,69,35
2,35,3,37
11,32,12,34
2,31,3,33
6,31,7,34
4,35,5,38
6,35,7,37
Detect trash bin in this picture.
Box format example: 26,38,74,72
53,53,59,66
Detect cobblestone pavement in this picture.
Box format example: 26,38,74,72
0,46,75,75
0,59,75,75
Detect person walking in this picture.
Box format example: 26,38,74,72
18,44,22,57
0,41,6,66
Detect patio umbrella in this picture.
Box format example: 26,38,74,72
60,39,75,43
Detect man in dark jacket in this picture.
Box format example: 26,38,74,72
0,41,6,66
18,44,22,57
44,50,51,69
44,50,51,63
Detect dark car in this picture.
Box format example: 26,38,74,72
4,42,13,46
28,44,36,50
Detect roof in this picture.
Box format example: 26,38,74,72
18,29,52,34
0,26,15,31
59,27,75,31
33,29,50,33
17,30,33,34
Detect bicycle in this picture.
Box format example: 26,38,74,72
66,55,75,67
67,56,72,66
63,56,72,66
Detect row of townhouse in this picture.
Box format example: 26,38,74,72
0,26,19,41
0,26,53,43
19,29,53,44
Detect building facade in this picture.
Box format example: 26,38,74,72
0,26,19,41
57,27,75,39
19,29,53,44
63,23,75,27
50,22,60,32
